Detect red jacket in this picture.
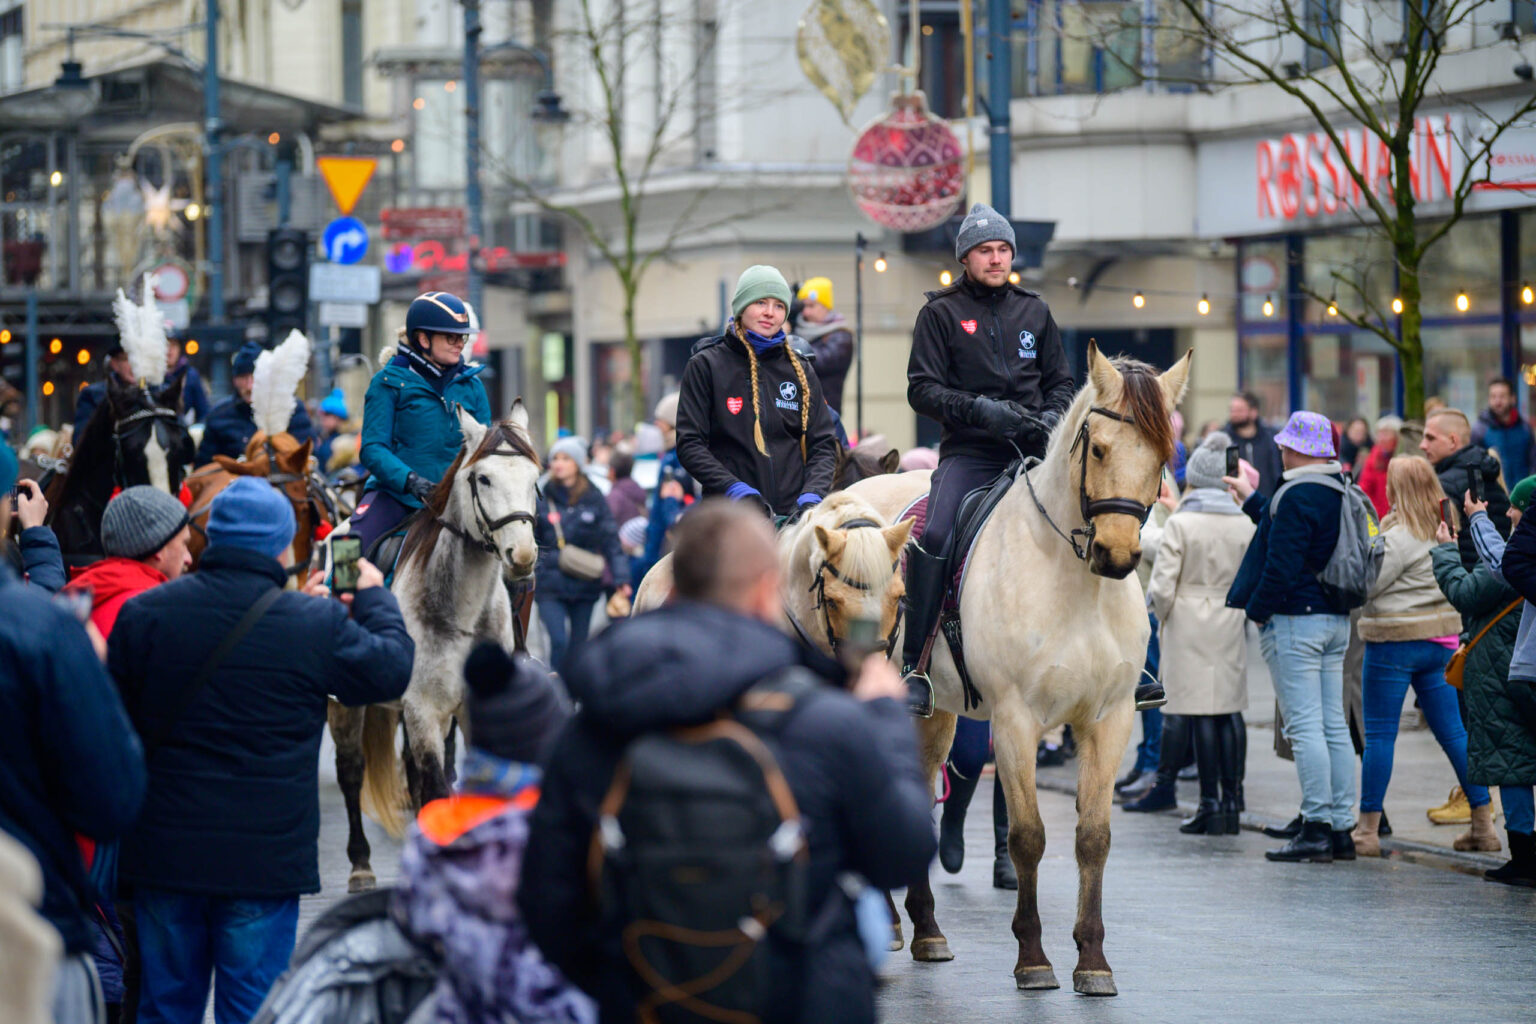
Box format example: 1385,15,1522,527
64,558,168,637
1357,442,1393,519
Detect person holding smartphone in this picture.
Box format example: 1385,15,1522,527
1,443,65,593
1352,456,1484,856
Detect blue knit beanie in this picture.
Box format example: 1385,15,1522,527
207,476,296,557
320,387,349,419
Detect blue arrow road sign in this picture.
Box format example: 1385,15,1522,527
323,216,369,265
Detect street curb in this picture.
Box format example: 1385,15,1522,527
1032,770,1505,877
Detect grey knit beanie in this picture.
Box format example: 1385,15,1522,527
548,435,589,470
101,485,191,560
954,203,1016,261
1185,431,1232,491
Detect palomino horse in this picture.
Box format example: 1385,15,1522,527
850,342,1190,996
49,374,192,564
632,492,914,665
184,432,333,572
332,403,541,891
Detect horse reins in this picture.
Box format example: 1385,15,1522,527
436,446,536,557
1021,406,1156,562
790,517,903,658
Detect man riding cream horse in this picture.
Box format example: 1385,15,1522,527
901,202,1168,719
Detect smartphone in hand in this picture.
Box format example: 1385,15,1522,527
839,615,888,674
1441,498,1455,526
332,537,363,595
1468,468,1485,504
1225,446,1240,478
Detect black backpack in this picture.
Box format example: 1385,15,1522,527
590,668,818,1024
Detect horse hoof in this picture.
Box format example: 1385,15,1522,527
910,937,954,962
1015,966,1060,990
1072,970,1117,997
347,870,376,894
889,920,905,952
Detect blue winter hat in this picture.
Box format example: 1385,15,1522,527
0,442,16,497
207,476,296,558
320,387,349,419
232,341,264,377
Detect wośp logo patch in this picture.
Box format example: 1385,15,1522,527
1018,330,1037,359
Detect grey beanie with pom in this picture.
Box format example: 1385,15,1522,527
1185,431,1232,491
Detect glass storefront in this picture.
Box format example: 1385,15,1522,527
1238,211,1527,423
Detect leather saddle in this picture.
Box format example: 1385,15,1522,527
361,511,422,589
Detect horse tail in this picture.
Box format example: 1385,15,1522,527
359,705,408,838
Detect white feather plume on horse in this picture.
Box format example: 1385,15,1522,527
112,273,168,386
253,329,312,436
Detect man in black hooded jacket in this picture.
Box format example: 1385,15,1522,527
900,203,1077,716
520,500,935,1024
1422,408,1512,566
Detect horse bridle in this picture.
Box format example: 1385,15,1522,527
788,517,903,658
1021,406,1155,562
112,400,183,489
436,446,537,558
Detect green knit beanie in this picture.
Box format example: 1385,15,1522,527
1511,475,1536,512
731,265,792,319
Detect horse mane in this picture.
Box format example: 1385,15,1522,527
398,420,540,572
1047,356,1175,464
804,492,894,587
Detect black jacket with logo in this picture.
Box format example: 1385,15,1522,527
907,275,1076,461
676,332,840,515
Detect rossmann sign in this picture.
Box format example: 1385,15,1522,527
1190,110,1536,237
1254,115,1461,222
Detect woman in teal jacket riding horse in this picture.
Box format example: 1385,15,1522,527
351,291,493,553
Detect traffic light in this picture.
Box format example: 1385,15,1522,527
265,228,310,341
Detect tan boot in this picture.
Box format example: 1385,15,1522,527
1454,803,1503,852
1352,811,1383,858
1427,786,1471,825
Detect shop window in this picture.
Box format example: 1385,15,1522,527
1303,227,1395,322
1417,215,1500,318
1422,324,1500,417
1238,333,1288,423
0,5,21,95
1302,330,1397,422
1516,1,1536,34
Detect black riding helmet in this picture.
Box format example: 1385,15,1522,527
405,291,476,343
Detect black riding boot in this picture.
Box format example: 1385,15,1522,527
899,542,947,718
939,761,981,874
1135,675,1167,711
993,776,1017,890
1216,713,1242,835
1180,716,1224,834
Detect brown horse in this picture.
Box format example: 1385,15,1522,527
184,432,327,572
833,444,900,490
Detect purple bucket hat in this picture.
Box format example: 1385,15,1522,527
1274,411,1337,458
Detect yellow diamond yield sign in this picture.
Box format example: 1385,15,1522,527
316,156,377,216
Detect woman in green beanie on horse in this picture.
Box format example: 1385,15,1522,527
675,265,840,518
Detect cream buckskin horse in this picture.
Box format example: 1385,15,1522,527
850,343,1190,996
633,492,914,666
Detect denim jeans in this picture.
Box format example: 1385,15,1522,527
1503,785,1536,834
1136,612,1164,772
1261,614,1355,830
1361,639,1489,814
538,597,597,670
135,889,298,1024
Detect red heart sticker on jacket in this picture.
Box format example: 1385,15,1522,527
960,320,977,335
726,397,744,415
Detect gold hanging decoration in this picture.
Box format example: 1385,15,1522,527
796,0,891,126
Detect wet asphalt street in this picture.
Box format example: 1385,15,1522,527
306,733,1536,1024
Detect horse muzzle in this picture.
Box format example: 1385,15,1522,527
1088,540,1140,580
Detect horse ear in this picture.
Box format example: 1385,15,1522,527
1087,339,1121,398
1159,349,1193,409
290,438,314,471
508,399,531,435
880,449,901,474
814,524,846,561
158,374,184,409
882,517,915,555
457,405,488,452
214,455,256,476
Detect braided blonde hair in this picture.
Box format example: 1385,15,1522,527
731,321,813,460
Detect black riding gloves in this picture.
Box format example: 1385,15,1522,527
405,472,436,502
1015,409,1057,453
971,396,1026,440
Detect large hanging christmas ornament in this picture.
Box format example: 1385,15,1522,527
796,0,891,125
847,91,964,233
